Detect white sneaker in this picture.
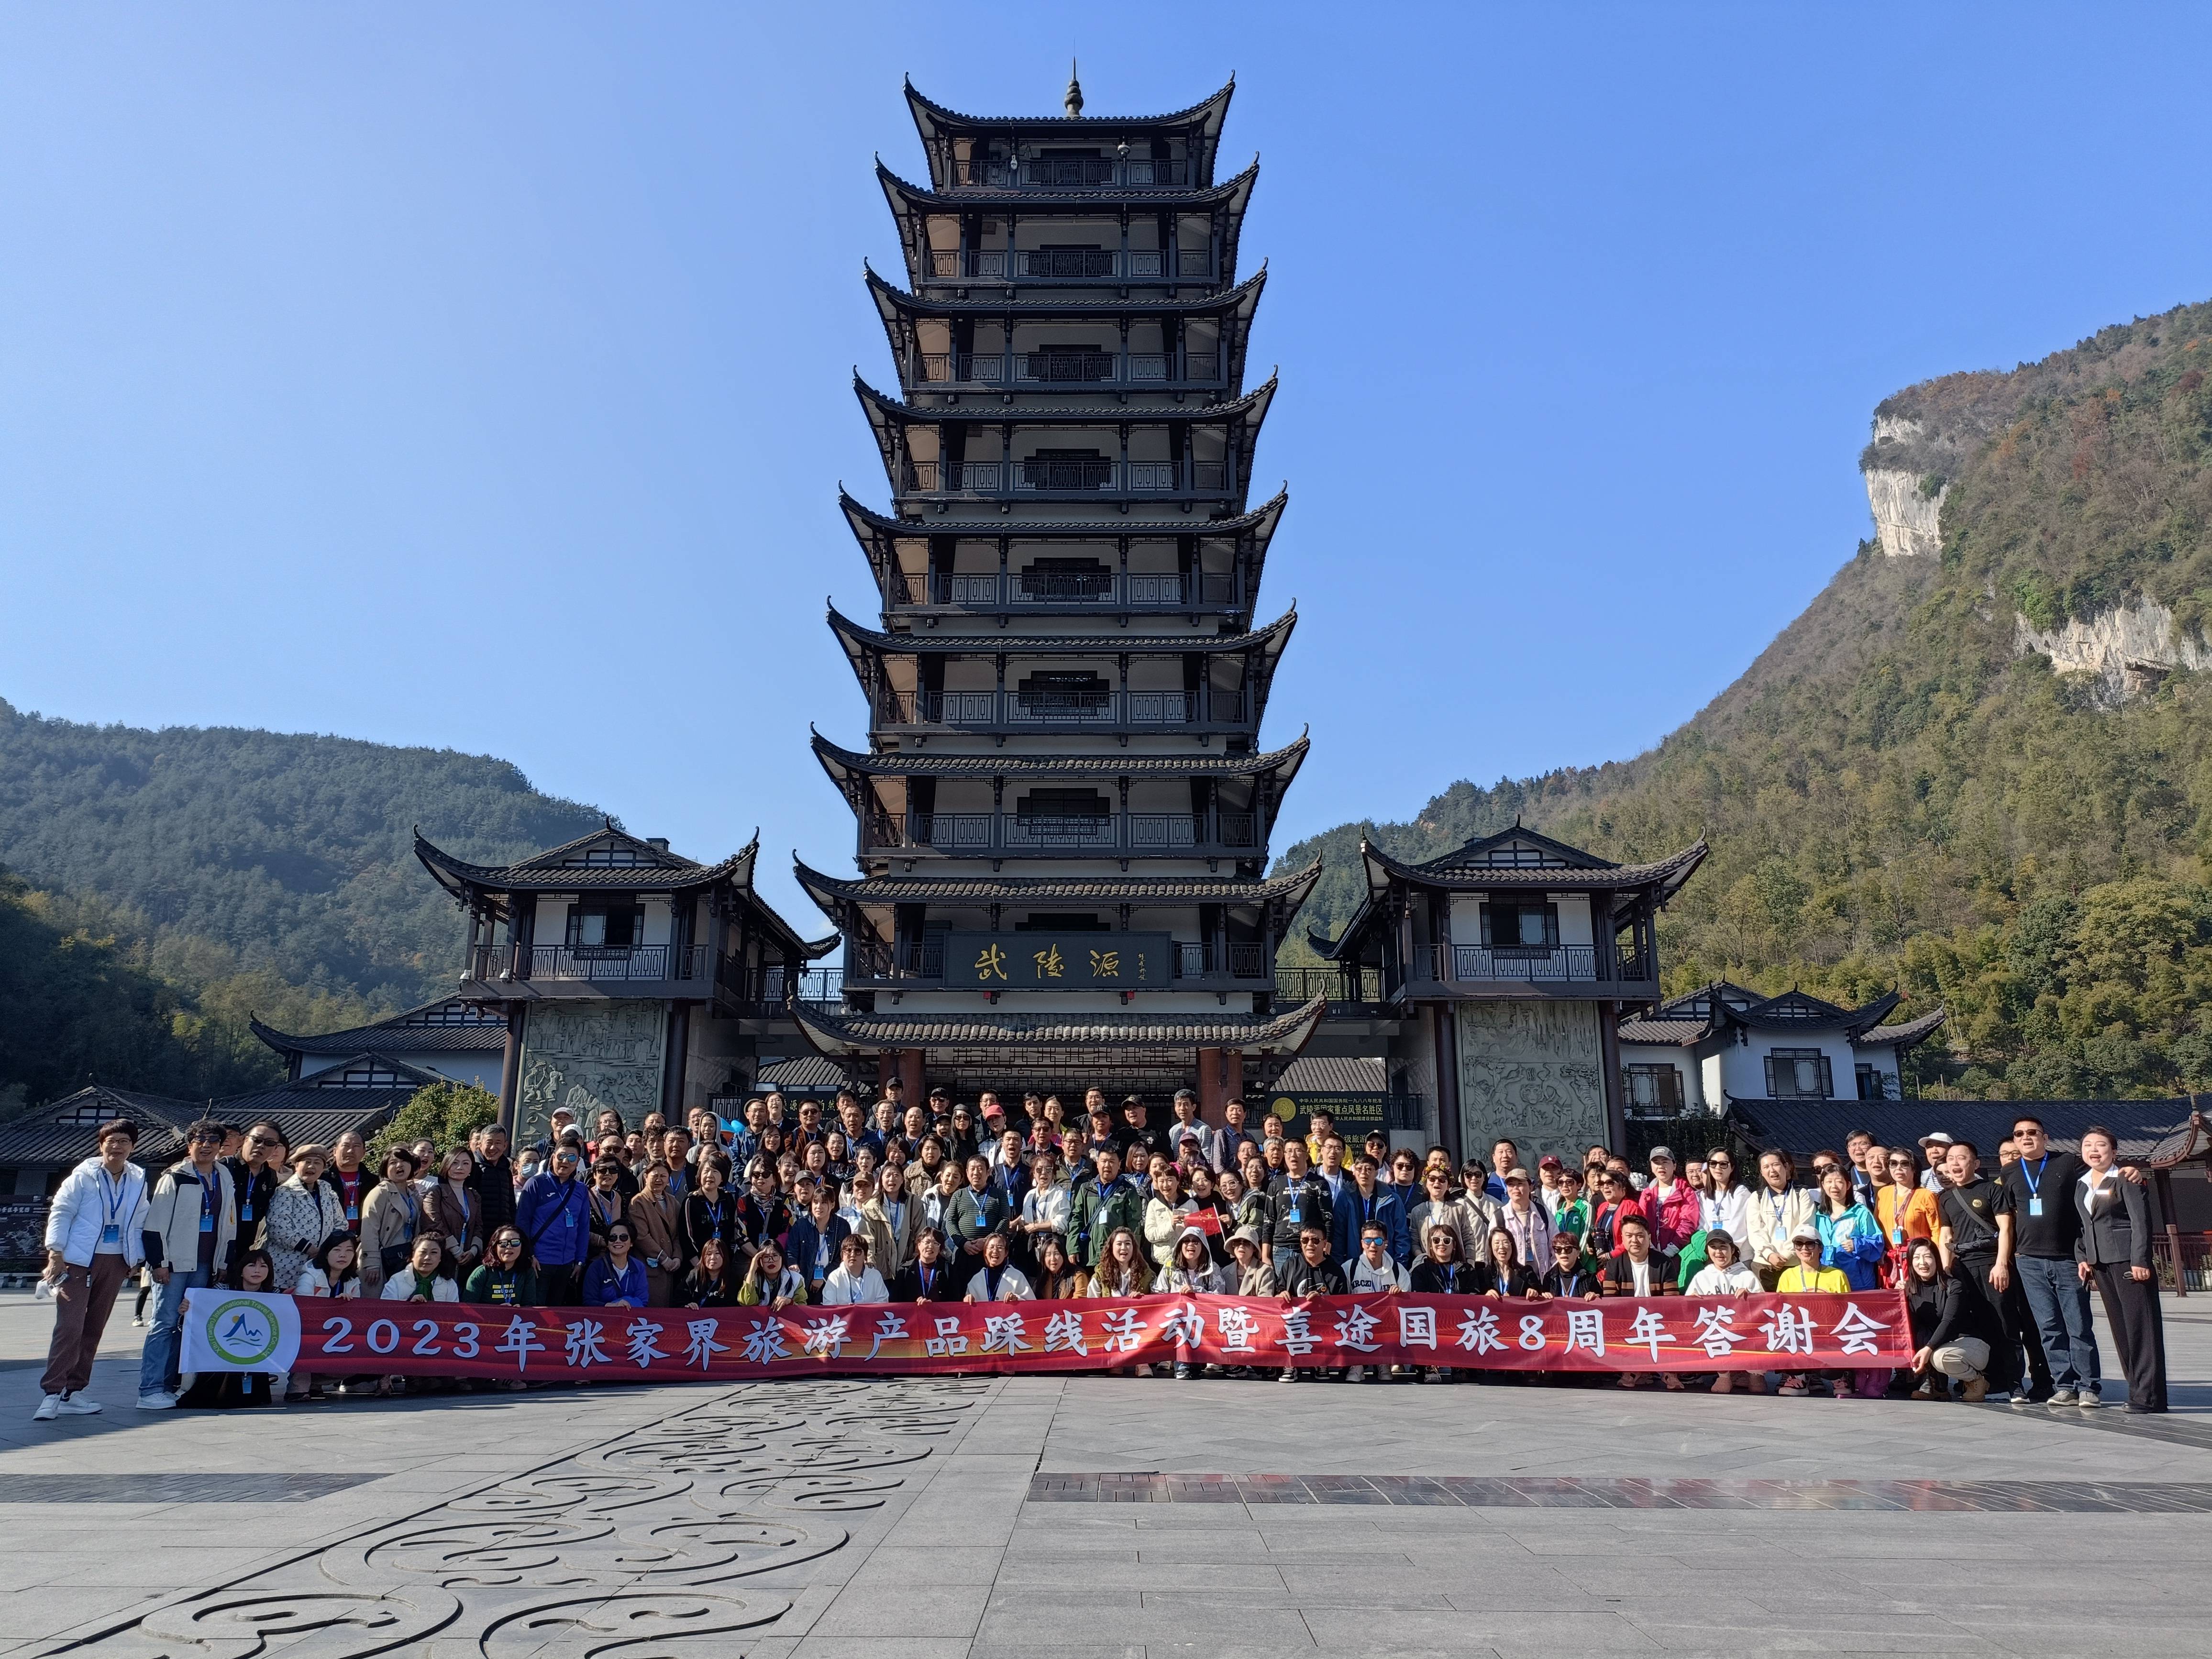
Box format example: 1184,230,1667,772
33,1395,59,1421
55,1394,102,1415
136,1390,177,1411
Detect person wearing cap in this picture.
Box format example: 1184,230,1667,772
1226,1224,1277,1296
1775,1225,1851,1396
1919,1133,1956,1191
1498,1169,1555,1270
1643,1147,1701,1261
1533,1154,1565,1217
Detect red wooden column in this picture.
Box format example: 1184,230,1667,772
880,1048,926,1105
1196,1046,1244,1125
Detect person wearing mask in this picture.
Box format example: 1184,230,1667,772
1277,1226,1349,1383
1265,1140,1334,1285
322,1130,378,1236
582,1222,648,1308
2075,1125,2167,1414
1332,1151,1410,1269
465,1228,540,1308
358,1150,423,1300
1067,1144,1145,1273
516,1144,593,1306
137,1120,238,1410
1743,1150,1818,1291
1901,1238,1999,1402
1994,1115,2102,1409
35,1118,149,1421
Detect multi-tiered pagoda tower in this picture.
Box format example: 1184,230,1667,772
791,70,1326,1109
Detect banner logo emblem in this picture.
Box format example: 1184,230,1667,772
203,1296,283,1367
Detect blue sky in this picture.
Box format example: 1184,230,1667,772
6,4,2212,926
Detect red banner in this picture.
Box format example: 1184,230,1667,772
287,1292,1908,1385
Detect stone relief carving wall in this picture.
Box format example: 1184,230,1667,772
517,1002,668,1146
50,1377,986,1659
1457,999,1607,1165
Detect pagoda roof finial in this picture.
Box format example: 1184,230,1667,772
1064,58,1084,117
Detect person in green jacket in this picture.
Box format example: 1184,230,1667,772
463,1228,541,1307
1065,1144,1145,1270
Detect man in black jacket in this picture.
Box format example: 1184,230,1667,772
470,1125,518,1239
1276,1225,1349,1384
1265,1141,1334,1284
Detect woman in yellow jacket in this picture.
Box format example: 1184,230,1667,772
1775,1226,1850,1397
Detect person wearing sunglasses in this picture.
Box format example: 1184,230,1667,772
583,1223,648,1309
465,1229,540,1307
136,1120,239,1410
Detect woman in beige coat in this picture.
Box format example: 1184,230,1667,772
357,1150,421,1299
625,1162,684,1306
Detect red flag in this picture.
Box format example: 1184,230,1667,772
1185,1207,1223,1238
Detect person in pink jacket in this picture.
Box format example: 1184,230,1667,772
1643,1147,1703,1258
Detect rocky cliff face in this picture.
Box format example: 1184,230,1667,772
2015,594,2212,706
1863,433,1947,557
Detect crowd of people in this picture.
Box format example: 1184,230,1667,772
33,1083,2170,1416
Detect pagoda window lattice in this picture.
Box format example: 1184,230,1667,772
567,903,645,951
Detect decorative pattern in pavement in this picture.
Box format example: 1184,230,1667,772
1029,1472,2212,1511
37,1378,987,1659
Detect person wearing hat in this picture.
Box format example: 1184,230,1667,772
1226,1224,1277,1296
1774,1224,1851,1397
1918,1132,1956,1191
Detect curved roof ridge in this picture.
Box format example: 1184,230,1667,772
853,369,1276,425
902,74,1234,132
808,726,1309,777
875,155,1259,210
823,602,1294,656
835,486,1288,538
864,262,1267,315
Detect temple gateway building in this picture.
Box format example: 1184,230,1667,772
789,72,1327,1109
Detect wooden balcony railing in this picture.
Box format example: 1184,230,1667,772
470,944,708,984
925,246,1215,281
946,157,1194,190
912,350,1223,388
903,459,1233,497
891,570,1240,610
874,687,1252,731
866,809,1262,856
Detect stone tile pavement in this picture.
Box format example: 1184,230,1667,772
0,1293,2207,1657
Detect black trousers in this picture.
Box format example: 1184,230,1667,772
2090,1262,2168,1412
1957,1254,2046,1394
537,1262,585,1307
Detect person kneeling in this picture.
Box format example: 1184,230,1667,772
1902,1238,1997,1402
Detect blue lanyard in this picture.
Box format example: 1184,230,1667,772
98,1167,128,1228
2021,1155,2048,1198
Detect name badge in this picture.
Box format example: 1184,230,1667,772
241,1202,254,1223
1287,1206,1301,1225
101,1223,120,1244
200,1212,214,1233
2028,1198,2044,1218
346,1203,359,1221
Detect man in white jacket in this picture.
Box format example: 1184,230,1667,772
37,1117,150,1420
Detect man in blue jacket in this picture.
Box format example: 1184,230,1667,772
516,1144,592,1305
1332,1150,1410,1268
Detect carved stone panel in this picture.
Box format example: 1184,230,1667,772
1456,999,1607,1165
517,1002,668,1144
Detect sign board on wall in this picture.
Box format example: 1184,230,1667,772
942,931,1174,990
1268,1091,1390,1148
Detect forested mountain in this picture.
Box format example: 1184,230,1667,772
0,703,604,1105
1281,299,2212,1100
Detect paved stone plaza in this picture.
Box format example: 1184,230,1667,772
4,1292,2211,1658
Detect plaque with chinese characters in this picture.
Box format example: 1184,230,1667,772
943,931,1175,989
